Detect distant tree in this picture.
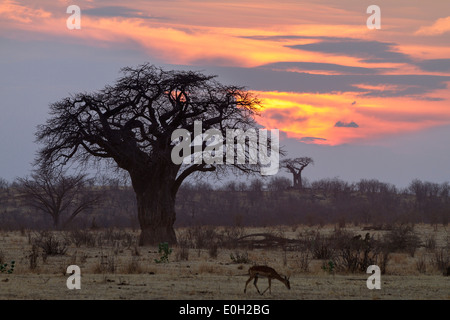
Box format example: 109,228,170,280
17,167,100,228
223,181,237,192
237,181,248,192
267,176,291,192
281,157,314,190
249,178,264,192
0,177,9,190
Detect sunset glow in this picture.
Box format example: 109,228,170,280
2,0,450,146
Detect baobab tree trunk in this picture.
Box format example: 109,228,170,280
293,172,302,190
131,162,179,246
135,183,177,246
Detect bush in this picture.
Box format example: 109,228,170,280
431,248,449,275
332,230,386,273
186,226,219,249
32,231,68,256
383,224,421,256
208,243,218,258
299,229,392,274
67,229,97,247
416,255,427,274
321,260,335,274
28,245,39,270
155,242,172,263
308,231,335,260
0,260,15,274
230,251,250,264
297,250,311,272
176,241,189,261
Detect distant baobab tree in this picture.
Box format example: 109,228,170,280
281,157,314,190
35,63,273,245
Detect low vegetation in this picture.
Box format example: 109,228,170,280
0,178,449,230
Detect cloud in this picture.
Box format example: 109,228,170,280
259,61,390,75
288,39,412,64
335,121,359,128
415,16,450,36
416,59,450,72
298,137,327,143
355,109,448,124
83,6,166,20
264,108,308,123
242,35,356,42
0,0,51,23
206,66,450,99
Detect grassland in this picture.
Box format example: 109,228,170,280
0,224,448,300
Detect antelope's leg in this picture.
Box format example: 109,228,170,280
244,276,253,293
253,276,262,295
262,278,271,295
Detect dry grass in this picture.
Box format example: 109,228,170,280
0,224,448,300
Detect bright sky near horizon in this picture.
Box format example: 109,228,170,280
1,0,450,187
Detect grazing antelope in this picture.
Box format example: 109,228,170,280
244,265,290,295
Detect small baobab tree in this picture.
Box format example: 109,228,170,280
281,157,314,190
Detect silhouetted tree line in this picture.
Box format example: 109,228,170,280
0,175,448,230
175,177,449,227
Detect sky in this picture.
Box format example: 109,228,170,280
1,0,450,188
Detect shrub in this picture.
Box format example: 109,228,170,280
332,231,382,273
155,242,172,263
93,251,116,274
424,235,436,250
297,250,311,272
383,224,421,256
230,251,250,264
32,231,68,256
321,260,335,274
0,260,15,274
186,226,219,249
208,243,218,259
308,231,335,260
28,245,39,270
176,243,189,261
416,255,427,274
67,229,97,247
431,248,449,275
123,257,143,274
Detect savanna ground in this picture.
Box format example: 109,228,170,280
0,224,448,300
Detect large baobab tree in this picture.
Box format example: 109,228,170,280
281,157,314,190
35,64,270,245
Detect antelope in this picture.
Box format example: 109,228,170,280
244,265,290,295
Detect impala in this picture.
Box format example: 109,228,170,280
244,265,290,295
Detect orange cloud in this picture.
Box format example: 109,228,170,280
415,16,450,36
253,89,450,145
0,0,51,23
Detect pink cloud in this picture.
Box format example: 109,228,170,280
0,0,52,23
415,16,450,36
